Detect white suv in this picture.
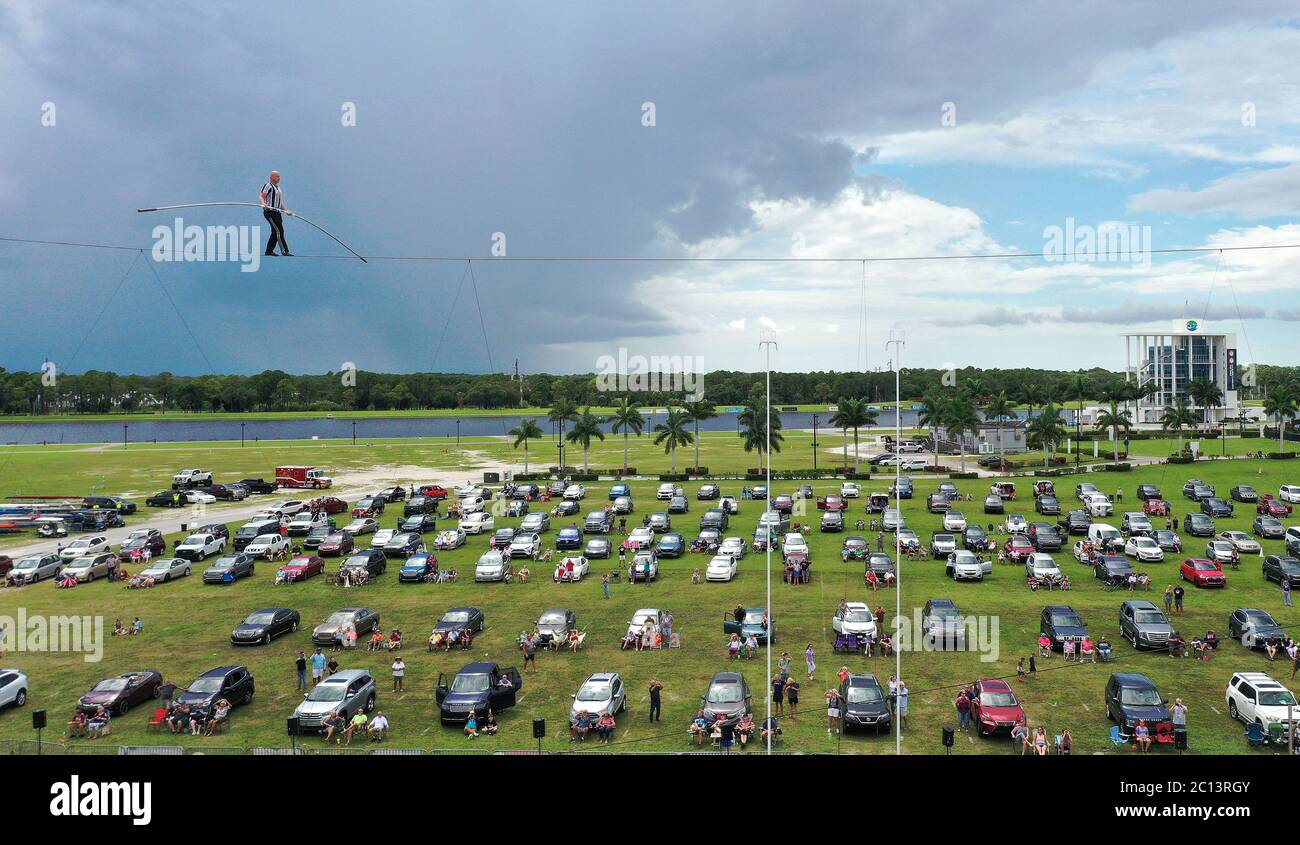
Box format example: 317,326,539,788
1280,485,1300,504
657,483,677,500
1226,672,1299,731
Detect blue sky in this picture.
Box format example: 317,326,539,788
1,1,1299,378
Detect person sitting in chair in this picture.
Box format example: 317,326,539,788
204,698,231,736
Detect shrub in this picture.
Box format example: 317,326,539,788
1101,463,1132,472
686,466,708,476
658,474,689,482
1168,454,1195,464
948,472,979,480
1267,452,1298,460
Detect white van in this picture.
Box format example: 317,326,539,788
1087,523,1122,549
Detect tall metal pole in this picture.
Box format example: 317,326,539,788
812,413,819,474
886,332,905,755
759,332,777,755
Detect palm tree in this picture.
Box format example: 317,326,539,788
1025,403,1067,469
1187,378,1223,432
564,408,606,472
1065,374,1091,463
1020,384,1047,418
945,394,982,472
962,377,986,404
1095,401,1132,467
1160,399,1197,453
1263,385,1299,455
507,418,544,474
608,398,645,474
829,397,876,473
738,399,784,464
682,400,717,473
983,391,1015,461
917,392,949,467
547,398,579,468
653,408,694,475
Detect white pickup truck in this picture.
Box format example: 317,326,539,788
174,533,226,561
172,468,213,489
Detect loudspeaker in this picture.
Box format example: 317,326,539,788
287,716,300,736
532,717,546,739
942,726,954,747
32,709,47,730
1174,729,1187,750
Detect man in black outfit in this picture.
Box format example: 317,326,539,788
260,170,293,256
648,679,663,722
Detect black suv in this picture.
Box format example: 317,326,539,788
1058,510,1091,535
404,496,437,516
1263,555,1300,585
1034,495,1061,516
1040,605,1086,651
340,549,387,579
840,674,891,734
1183,513,1215,537
1105,673,1169,737
176,665,255,715
1135,484,1161,501
1028,522,1062,551
700,509,728,530
963,525,987,551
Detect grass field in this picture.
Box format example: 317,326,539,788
2,442,1299,755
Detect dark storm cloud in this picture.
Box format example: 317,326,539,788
0,0,1294,374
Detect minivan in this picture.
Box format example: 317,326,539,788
235,519,283,550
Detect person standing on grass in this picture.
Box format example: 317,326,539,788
785,678,800,720
778,652,792,682
1171,698,1188,733
955,689,971,732
1284,577,1293,608
391,656,405,692
1173,584,1185,614
310,648,327,685
826,688,843,735
295,651,308,691
771,674,786,716
522,636,538,673
648,679,663,722
896,681,909,730
805,643,816,679
1163,585,1174,615
602,572,610,599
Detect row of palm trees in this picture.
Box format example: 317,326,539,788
506,397,787,475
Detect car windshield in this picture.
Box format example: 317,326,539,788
846,685,883,704
442,612,470,623
343,556,370,568
450,674,490,693
707,683,745,704
1259,690,1298,707
844,611,872,623
93,678,129,691
1050,613,1081,628
188,678,223,694
1120,687,1162,706
538,612,567,625
324,613,353,626
577,682,611,701
306,683,347,702
1194,562,1217,571
210,557,238,568
1134,611,1166,624
743,611,766,624
246,613,277,625
16,557,44,569
980,691,1018,707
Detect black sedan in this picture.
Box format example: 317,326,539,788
1093,556,1134,584
1058,510,1091,535
840,674,891,734
400,513,440,534
1183,513,1216,537
231,607,300,645
963,525,987,551
434,606,485,636
145,490,184,508
77,670,163,715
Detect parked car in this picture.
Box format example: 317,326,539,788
628,550,659,582
969,679,1026,737
176,665,255,715
1034,495,1061,516
286,511,328,535
1230,485,1260,503
1135,484,1162,501
508,532,541,559
1058,510,1090,535
1257,495,1292,518
1201,497,1234,518
436,662,522,725
570,673,627,725
656,532,686,558
1225,672,1299,732
400,553,439,583
280,555,326,582
1121,512,1153,536
203,552,256,583
352,497,384,518
317,532,355,557
534,608,577,645
6,553,64,585
521,513,552,534
312,608,380,645
1027,523,1062,551
231,607,300,645
342,517,379,536
399,513,439,534
821,511,845,532
1092,555,1134,583
1119,600,1173,650
77,670,162,715
609,483,631,501
1183,513,1216,537
1141,498,1169,517
697,484,720,500
1262,555,1300,585
292,669,376,732
175,533,227,561
840,674,890,734
942,510,968,532
612,496,633,514
1106,673,1169,737
705,554,738,581
1228,608,1287,650
340,550,387,580
62,553,119,582
1154,530,1182,553
1180,557,1226,588
1279,485,1300,504
585,537,612,559
947,550,992,581
58,535,109,562
699,671,752,727
303,522,339,550
1123,536,1164,563
459,512,495,535
0,669,28,710
832,601,884,639
244,533,289,559
982,494,1004,514
435,527,468,550
1004,535,1035,563
1039,605,1086,650
584,510,613,534
648,512,672,533
1204,540,1238,566
1025,553,1060,581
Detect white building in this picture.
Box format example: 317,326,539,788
1122,320,1240,425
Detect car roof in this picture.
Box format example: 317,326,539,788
460,661,497,674
253,607,291,614
196,665,242,678
1111,673,1155,687
448,606,480,614
586,672,619,683
978,678,1013,693
325,669,372,682
1043,604,1076,613
710,671,744,684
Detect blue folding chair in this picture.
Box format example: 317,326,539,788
1109,725,1129,748
1245,722,1265,747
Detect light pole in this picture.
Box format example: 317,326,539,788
885,331,905,756
456,419,461,446
759,330,778,755
812,413,819,475
351,420,356,446
123,424,128,450
240,422,245,448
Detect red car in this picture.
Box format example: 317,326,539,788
969,678,1026,736
817,495,848,512
417,484,449,500
1180,557,1226,588
309,496,349,515
1257,495,1293,517
316,532,355,557
1004,535,1035,562
1142,498,1169,517
281,555,326,582
0,556,12,575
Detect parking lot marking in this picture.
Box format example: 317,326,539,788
1209,705,1220,715
1081,702,1090,711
